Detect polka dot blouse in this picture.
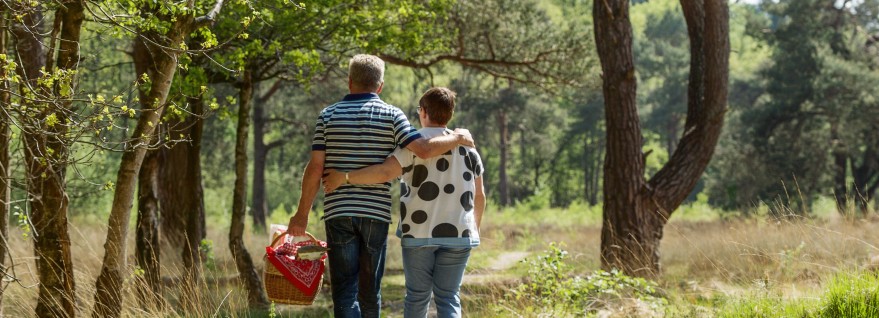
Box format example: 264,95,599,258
392,128,484,248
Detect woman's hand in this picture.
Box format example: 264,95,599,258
323,169,346,193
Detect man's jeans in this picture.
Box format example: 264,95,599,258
325,217,389,318
402,246,472,318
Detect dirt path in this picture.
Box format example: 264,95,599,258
488,251,530,271
462,251,530,285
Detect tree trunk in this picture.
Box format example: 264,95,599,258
251,98,268,231
153,94,207,284
250,79,286,230
595,0,728,278
230,71,270,308
166,97,207,282
159,99,207,249
594,0,647,276
136,141,162,309
93,17,191,318
0,8,11,315
583,135,591,202
12,2,83,316
497,109,509,206
831,123,848,214
591,135,604,206
851,152,874,216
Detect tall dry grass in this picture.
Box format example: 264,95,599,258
469,207,879,316
661,215,879,293
2,208,877,317
0,216,335,317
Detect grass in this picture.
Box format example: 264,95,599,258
1,199,878,317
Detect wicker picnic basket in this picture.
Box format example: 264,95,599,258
264,231,327,305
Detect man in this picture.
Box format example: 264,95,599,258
286,55,473,318
323,87,486,318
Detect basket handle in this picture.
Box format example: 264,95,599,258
269,231,319,249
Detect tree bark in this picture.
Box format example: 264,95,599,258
158,98,207,250
251,97,268,231
0,7,11,315
831,123,848,214
136,140,162,309
12,2,83,316
250,79,286,231
164,97,207,282
596,0,729,277
230,71,270,308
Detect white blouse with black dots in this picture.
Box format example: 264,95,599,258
392,127,484,248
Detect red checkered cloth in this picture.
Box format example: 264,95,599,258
265,235,328,296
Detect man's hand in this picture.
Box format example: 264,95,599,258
286,213,308,237
454,128,475,148
323,169,346,193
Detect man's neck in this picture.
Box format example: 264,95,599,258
422,124,446,128
349,90,377,95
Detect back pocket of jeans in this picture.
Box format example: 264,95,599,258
325,217,355,246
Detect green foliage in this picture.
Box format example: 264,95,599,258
268,302,277,318
632,0,689,156
642,132,670,177
708,0,879,211
715,295,814,318
200,239,217,271
708,270,879,318
415,0,595,88
12,206,30,239
499,243,666,316
818,271,879,318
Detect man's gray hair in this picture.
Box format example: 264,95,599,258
348,54,385,91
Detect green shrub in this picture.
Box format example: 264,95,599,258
498,243,666,316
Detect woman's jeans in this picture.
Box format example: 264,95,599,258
402,246,472,318
325,217,389,318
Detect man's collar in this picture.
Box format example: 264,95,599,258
342,93,379,101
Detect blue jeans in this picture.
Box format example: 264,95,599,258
325,217,389,318
402,246,471,318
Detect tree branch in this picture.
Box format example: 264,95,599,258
265,139,286,151
257,79,284,104
192,0,225,30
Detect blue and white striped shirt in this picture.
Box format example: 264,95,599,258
312,93,422,222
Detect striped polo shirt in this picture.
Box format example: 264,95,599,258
312,93,422,222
